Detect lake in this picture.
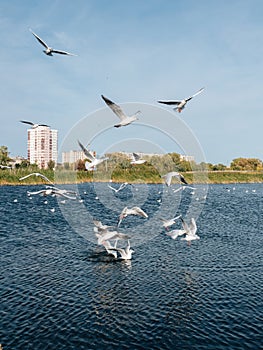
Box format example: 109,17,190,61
0,183,262,349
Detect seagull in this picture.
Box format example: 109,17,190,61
0,165,11,169
19,172,54,185
158,87,205,113
102,240,118,259
93,220,116,233
159,214,181,230
78,140,108,171
117,206,148,227
27,188,77,199
30,29,77,56
101,95,141,128
180,217,200,243
20,120,50,128
110,240,134,260
166,229,186,240
130,153,146,165
95,229,130,245
162,171,188,186
108,182,128,193
173,185,196,193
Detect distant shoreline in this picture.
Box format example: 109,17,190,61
0,170,263,186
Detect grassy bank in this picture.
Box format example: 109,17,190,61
0,168,263,185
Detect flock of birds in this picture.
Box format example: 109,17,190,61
12,29,206,261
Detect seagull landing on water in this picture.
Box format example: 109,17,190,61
30,29,77,56
20,120,50,129
117,206,148,227
130,153,146,165
158,87,204,113
162,171,188,186
101,95,141,128
110,240,134,260
180,217,200,244
78,140,108,171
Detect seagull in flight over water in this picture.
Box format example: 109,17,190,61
108,182,128,193
20,120,50,129
162,172,188,186
101,95,141,128
117,206,148,227
30,29,77,56
19,172,54,185
78,140,108,171
158,87,204,113
159,214,181,230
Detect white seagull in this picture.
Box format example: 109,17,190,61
110,240,134,260
19,172,54,185
159,214,181,230
180,217,200,243
27,188,77,199
130,153,146,165
30,29,77,56
93,220,116,233
162,171,188,186
158,87,205,113
78,140,108,171
101,95,141,128
117,206,148,227
20,120,50,128
108,182,128,193
0,165,12,169
95,229,130,246
166,229,187,240
102,240,118,259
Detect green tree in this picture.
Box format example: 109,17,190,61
230,158,262,171
47,160,55,170
0,146,12,165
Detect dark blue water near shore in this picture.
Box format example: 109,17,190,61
0,184,262,349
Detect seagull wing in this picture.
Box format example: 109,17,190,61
51,49,77,56
38,123,50,127
186,87,205,102
180,217,190,233
108,184,117,192
132,207,148,218
20,120,34,126
162,172,173,186
78,140,95,161
132,153,140,161
157,100,181,105
30,29,49,49
189,218,197,234
27,189,46,195
101,95,126,121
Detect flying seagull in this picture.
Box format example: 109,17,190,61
159,214,181,230
108,182,128,193
78,140,108,171
30,29,77,56
19,172,54,185
117,206,148,227
158,87,204,113
130,153,146,165
27,188,77,199
162,171,188,186
20,120,50,128
101,95,141,128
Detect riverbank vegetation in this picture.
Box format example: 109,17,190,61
1,146,263,185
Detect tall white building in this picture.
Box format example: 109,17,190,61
27,126,58,169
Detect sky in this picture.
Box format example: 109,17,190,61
0,0,263,165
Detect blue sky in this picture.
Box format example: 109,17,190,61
0,0,262,165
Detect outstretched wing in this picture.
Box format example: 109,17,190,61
101,95,126,121
30,29,49,49
186,87,204,102
78,140,95,161
132,206,148,218
132,153,140,161
52,49,77,56
157,100,181,105
20,120,34,126
19,172,53,185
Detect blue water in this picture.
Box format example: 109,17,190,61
0,183,262,349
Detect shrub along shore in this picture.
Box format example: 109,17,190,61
1,168,263,186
